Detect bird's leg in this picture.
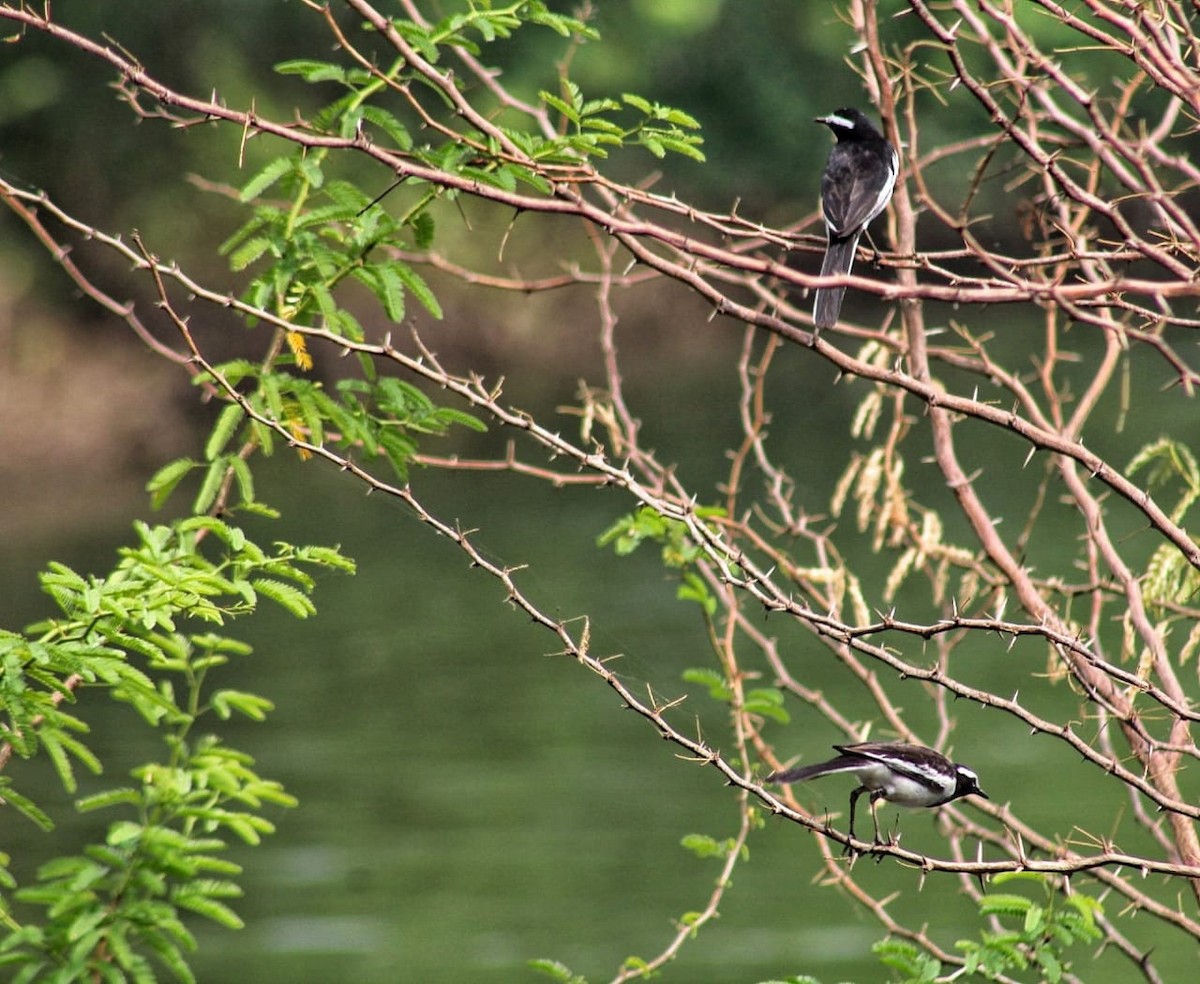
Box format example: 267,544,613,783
869,790,886,846
862,229,884,267
844,786,865,855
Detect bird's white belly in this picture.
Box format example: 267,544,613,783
857,763,943,808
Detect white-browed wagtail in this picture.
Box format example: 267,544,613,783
767,741,987,844
812,107,899,331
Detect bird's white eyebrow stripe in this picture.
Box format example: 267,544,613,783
825,113,855,130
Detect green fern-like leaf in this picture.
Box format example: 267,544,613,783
1143,542,1200,609
744,688,790,725
682,667,730,701
977,893,1036,919
389,259,443,319
193,458,227,515
0,778,55,831
238,157,294,202
75,788,141,813
172,892,244,930
274,58,348,83
873,938,941,980
146,458,199,510
249,578,316,618
528,958,589,984
210,689,274,722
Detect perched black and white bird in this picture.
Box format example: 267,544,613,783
767,742,987,844
812,108,899,332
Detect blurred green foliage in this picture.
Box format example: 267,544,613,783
0,1,901,282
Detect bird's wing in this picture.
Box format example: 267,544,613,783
821,143,895,240
834,743,948,793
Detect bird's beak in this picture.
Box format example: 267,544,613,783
976,787,990,800
813,114,832,125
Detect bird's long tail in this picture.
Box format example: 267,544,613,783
813,233,861,331
767,756,862,784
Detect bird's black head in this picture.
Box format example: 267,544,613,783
953,764,988,801
814,108,883,142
